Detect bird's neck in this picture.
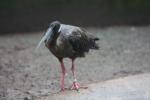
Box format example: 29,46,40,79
48,32,60,46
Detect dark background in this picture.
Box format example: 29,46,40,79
0,0,150,33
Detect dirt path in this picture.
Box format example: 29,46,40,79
0,26,150,100
41,74,150,100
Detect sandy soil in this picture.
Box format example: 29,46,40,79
0,26,150,100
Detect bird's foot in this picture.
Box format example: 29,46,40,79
70,82,80,90
70,82,88,91
60,88,65,92
58,87,69,93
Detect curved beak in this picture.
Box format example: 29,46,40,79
36,27,52,49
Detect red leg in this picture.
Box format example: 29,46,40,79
70,59,88,90
59,59,66,91
70,59,80,90
71,59,75,79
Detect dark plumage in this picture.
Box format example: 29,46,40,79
37,21,99,91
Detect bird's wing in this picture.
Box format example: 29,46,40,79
67,28,90,53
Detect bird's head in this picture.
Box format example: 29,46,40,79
49,21,61,33
36,21,61,49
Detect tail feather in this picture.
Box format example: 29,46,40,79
89,37,100,50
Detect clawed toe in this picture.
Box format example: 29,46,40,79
70,82,80,90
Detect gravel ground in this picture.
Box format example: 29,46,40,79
0,26,150,100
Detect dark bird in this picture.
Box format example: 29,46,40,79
36,21,99,91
